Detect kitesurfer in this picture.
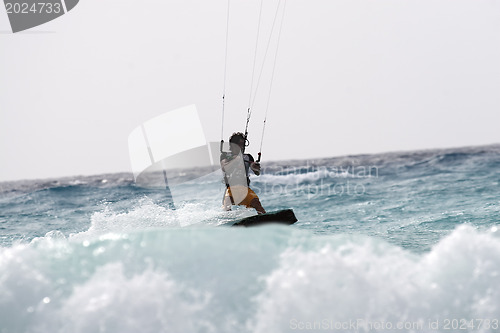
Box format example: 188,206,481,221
220,132,266,214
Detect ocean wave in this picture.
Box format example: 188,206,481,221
1,225,499,333
252,225,500,332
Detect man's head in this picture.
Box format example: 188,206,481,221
229,132,246,153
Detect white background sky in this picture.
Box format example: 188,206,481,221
1,0,500,182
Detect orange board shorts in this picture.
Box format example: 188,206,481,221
225,186,260,208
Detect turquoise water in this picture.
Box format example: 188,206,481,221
1,144,500,332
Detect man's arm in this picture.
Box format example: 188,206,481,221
220,152,232,171
247,154,261,176
221,153,242,172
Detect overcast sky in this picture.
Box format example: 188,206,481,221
1,0,500,181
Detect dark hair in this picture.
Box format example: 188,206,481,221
229,132,245,143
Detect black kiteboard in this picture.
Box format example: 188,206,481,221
231,209,297,227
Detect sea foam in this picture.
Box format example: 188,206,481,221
1,224,499,333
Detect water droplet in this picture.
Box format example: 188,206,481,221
93,246,106,256
42,297,51,304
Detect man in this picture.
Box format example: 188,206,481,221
220,132,266,214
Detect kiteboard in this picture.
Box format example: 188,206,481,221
230,209,297,227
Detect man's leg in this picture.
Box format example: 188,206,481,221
222,189,232,211
250,198,266,214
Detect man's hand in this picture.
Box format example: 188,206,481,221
250,162,261,174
